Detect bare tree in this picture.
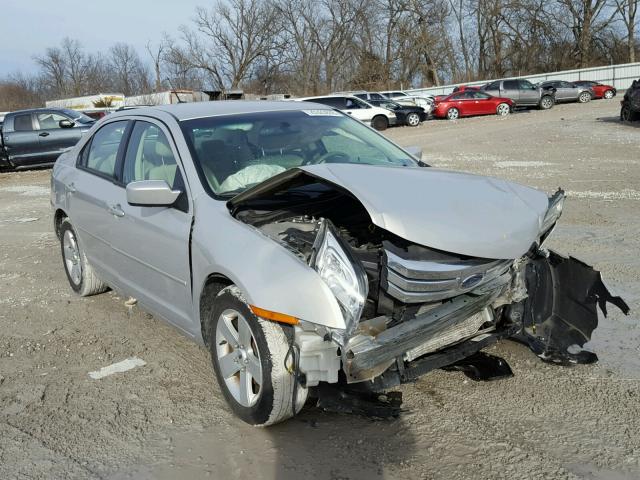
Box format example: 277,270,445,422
109,43,150,95
614,0,639,62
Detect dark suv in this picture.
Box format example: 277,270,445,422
0,108,94,169
482,79,556,110
620,79,640,122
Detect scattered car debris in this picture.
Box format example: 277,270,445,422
88,357,146,380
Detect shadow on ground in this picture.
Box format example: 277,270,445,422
110,403,417,480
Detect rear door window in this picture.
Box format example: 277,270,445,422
13,114,33,131
83,121,128,179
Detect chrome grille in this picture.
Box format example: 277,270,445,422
383,249,513,303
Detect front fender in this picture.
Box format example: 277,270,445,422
191,200,345,334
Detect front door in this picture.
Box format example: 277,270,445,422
517,80,540,105
106,120,194,330
34,111,84,162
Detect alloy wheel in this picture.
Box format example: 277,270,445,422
604,90,614,99
497,103,510,116
407,113,421,126
447,108,459,120
215,308,263,407
63,229,82,285
579,92,591,103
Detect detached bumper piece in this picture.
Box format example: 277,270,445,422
516,251,630,365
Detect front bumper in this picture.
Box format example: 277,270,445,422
343,275,509,383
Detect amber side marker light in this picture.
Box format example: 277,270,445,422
249,305,299,325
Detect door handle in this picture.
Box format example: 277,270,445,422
39,132,50,137
67,182,76,194
107,204,125,218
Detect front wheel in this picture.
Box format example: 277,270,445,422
59,219,108,296
578,91,591,103
604,90,615,99
621,105,639,122
539,96,554,110
208,286,308,426
371,115,389,131
446,108,460,120
496,103,511,116
406,112,421,127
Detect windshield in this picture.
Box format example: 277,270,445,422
60,109,94,124
181,109,418,197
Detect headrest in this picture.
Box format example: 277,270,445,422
155,141,173,158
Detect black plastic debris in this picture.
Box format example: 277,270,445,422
518,251,630,365
315,383,402,419
442,351,514,381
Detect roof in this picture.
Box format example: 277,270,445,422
110,100,332,121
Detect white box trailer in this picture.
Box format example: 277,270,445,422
124,90,206,106
45,93,125,111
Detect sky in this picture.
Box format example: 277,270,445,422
0,0,206,76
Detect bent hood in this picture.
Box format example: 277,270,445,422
229,164,550,260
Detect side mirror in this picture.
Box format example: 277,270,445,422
126,180,181,207
404,145,423,161
59,119,75,128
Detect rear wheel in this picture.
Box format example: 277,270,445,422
371,115,389,131
578,91,591,103
59,219,108,296
539,95,554,110
446,108,460,120
208,286,307,426
496,103,511,116
406,112,421,127
604,89,614,99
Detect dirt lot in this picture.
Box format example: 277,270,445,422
1,99,639,480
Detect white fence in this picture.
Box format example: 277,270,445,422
407,62,640,97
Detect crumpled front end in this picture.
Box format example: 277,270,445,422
229,170,630,395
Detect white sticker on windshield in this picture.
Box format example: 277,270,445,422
301,109,342,116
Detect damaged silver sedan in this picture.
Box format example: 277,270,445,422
51,101,628,425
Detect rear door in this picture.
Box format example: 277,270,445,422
557,81,577,101
107,120,194,329
344,97,373,123
34,111,85,162
66,120,130,284
3,113,42,165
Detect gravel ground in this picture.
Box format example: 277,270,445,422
0,99,639,480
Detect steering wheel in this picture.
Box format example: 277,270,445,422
311,151,351,165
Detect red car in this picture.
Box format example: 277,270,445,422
451,85,481,93
432,91,514,120
572,81,617,99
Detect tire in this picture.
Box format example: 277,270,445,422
496,103,511,116
578,91,591,103
621,105,639,122
539,95,554,110
371,115,389,131
406,112,421,127
59,219,108,296
446,108,460,120
208,286,308,426
604,90,614,99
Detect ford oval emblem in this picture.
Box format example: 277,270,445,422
461,273,484,289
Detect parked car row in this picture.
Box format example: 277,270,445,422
433,78,617,121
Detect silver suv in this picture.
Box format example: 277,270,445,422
482,79,556,109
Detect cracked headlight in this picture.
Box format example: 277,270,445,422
311,220,368,340
540,189,565,239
